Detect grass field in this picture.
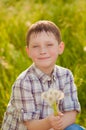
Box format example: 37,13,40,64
0,0,86,128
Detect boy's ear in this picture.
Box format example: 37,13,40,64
26,46,30,57
58,42,65,55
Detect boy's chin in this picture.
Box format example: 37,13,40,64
37,64,54,69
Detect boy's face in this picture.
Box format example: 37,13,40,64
26,31,64,74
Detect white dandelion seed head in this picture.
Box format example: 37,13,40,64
47,94,56,105
48,88,64,100
48,88,54,94
41,88,64,106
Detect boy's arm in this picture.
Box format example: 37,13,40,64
24,117,51,130
60,110,77,129
24,110,77,130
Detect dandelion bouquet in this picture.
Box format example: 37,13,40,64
41,88,64,116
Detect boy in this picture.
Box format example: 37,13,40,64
2,20,85,130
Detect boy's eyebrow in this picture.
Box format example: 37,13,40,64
30,40,57,46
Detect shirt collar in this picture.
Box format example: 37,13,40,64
32,63,57,83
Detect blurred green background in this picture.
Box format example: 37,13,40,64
0,0,86,128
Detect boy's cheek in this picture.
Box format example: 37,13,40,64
50,51,59,57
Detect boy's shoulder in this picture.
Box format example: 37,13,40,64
55,65,71,72
15,64,35,81
55,65,73,77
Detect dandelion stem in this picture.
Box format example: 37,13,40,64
52,102,58,116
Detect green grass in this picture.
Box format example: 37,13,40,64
0,0,86,128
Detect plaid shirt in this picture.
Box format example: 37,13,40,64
2,64,81,130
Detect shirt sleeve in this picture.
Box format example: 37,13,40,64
60,69,81,112
8,78,40,122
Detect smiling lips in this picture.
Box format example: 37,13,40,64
38,57,50,60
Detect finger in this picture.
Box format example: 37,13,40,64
58,111,64,117
52,117,63,130
53,121,63,130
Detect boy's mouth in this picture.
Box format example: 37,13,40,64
38,57,50,60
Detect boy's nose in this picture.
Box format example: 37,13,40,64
40,47,47,54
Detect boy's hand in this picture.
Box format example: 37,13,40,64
48,111,77,130
48,112,64,130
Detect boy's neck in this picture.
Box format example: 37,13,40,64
35,64,55,76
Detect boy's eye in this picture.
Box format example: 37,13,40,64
47,44,53,46
33,45,39,48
